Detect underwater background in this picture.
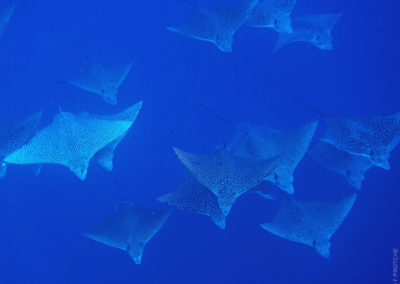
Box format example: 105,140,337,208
0,0,399,283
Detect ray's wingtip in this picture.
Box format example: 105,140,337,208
80,231,91,239
31,110,44,122
166,26,176,33
171,146,183,156
136,100,144,109
259,222,270,231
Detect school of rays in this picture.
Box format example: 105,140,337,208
0,0,397,267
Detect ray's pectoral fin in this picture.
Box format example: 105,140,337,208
260,222,283,239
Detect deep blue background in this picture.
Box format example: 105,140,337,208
0,0,399,283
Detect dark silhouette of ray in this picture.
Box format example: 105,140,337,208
0,111,43,178
228,121,318,194
167,0,258,52
83,202,171,264
322,113,400,170
261,194,356,259
67,59,133,105
309,140,374,190
274,13,342,51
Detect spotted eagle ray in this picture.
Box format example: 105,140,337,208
0,111,43,179
167,0,258,52
4,102,142,180
67,59,134,105
261,194,356,259
273,13,342,51
172,145,281,216
309,140,374,190
158,172,226,229
228,121,318,194
83,202,171,264
247,0,296,33
0,4,15,38
321,113,400,170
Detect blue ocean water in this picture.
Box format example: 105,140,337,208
0,0,399,283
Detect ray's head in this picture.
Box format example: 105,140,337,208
100,84,118,105
271,172,294,195
312,239,331,259
311,33,333,50
70,159,89,181
272,13,293,33
215,33,233,53
369,149,390,170
127,243,145,264
217,196,235,216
